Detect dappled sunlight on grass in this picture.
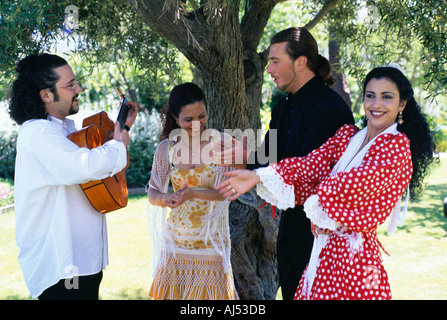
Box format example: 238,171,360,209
378,157,447,299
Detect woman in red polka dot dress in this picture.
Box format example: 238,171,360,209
216,66,436,300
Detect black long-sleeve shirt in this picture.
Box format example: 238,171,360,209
248,76,354,168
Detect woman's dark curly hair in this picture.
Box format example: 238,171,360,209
8,53,68,125
159,82,206,142
362,66,438,199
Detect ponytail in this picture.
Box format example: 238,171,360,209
9,53,68,125
316,54,336,87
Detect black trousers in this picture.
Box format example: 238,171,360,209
277,206,314,300
38,271,103,300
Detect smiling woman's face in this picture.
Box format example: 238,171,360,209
364,77,406,137
177,101,207,137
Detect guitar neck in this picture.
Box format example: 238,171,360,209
116,88,130,129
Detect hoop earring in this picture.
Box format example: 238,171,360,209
397,111,404,125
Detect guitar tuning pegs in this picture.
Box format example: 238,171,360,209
115,88,123,96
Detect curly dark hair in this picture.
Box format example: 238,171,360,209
362,66,438,199
8,53,68,125
159,82,206,142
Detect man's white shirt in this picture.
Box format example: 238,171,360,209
14,116,127,298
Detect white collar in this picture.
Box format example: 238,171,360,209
331,123,399,176
48,116,76,135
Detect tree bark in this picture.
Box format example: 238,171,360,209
329,33,352,108
229,191,280,300
129,0,267,131
303,0,342,30
307,0,351,109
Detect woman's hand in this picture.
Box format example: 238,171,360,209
311,223,333,238
160,191,183,208
215,169,259,200
210,136,249,169
162,184,195,208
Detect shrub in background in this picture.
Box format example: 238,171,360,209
0,130,17,181
126,109,161,188
0,178,14,206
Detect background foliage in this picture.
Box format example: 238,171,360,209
1,0,446,187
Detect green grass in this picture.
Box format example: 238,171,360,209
100,194,153,299
378,156,447,299
1,158,447,300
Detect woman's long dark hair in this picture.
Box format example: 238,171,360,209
8,53,68,125
362,66,437,199
159,82,206,142
270,27,336,87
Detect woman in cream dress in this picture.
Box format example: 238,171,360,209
147,83,238,300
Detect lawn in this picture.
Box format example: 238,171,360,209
378,155,447,299
1,158,446,300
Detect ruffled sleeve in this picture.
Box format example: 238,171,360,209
255,165,295,210
255,125,357,209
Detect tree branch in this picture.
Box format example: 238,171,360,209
240,0,278,51
303,0,341,30
129,0,211,64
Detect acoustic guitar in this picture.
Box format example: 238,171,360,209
68,88,130,213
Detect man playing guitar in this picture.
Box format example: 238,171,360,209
8,53,138,300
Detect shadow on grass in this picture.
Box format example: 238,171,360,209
2,294,32,300
101,287,151,300
2,289,151,300
129,193,147,201
399,183,447,238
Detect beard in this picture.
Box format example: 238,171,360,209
68,94,79,115
68,106,78,116
277,70,297,93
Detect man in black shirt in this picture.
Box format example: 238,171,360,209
213,27,354,300
249,28,354,300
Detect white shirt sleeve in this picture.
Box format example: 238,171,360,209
24,120,127,186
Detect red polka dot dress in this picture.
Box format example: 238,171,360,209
256,124,413,300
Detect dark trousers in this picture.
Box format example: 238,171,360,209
277,207,314,300
38,271,103,300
